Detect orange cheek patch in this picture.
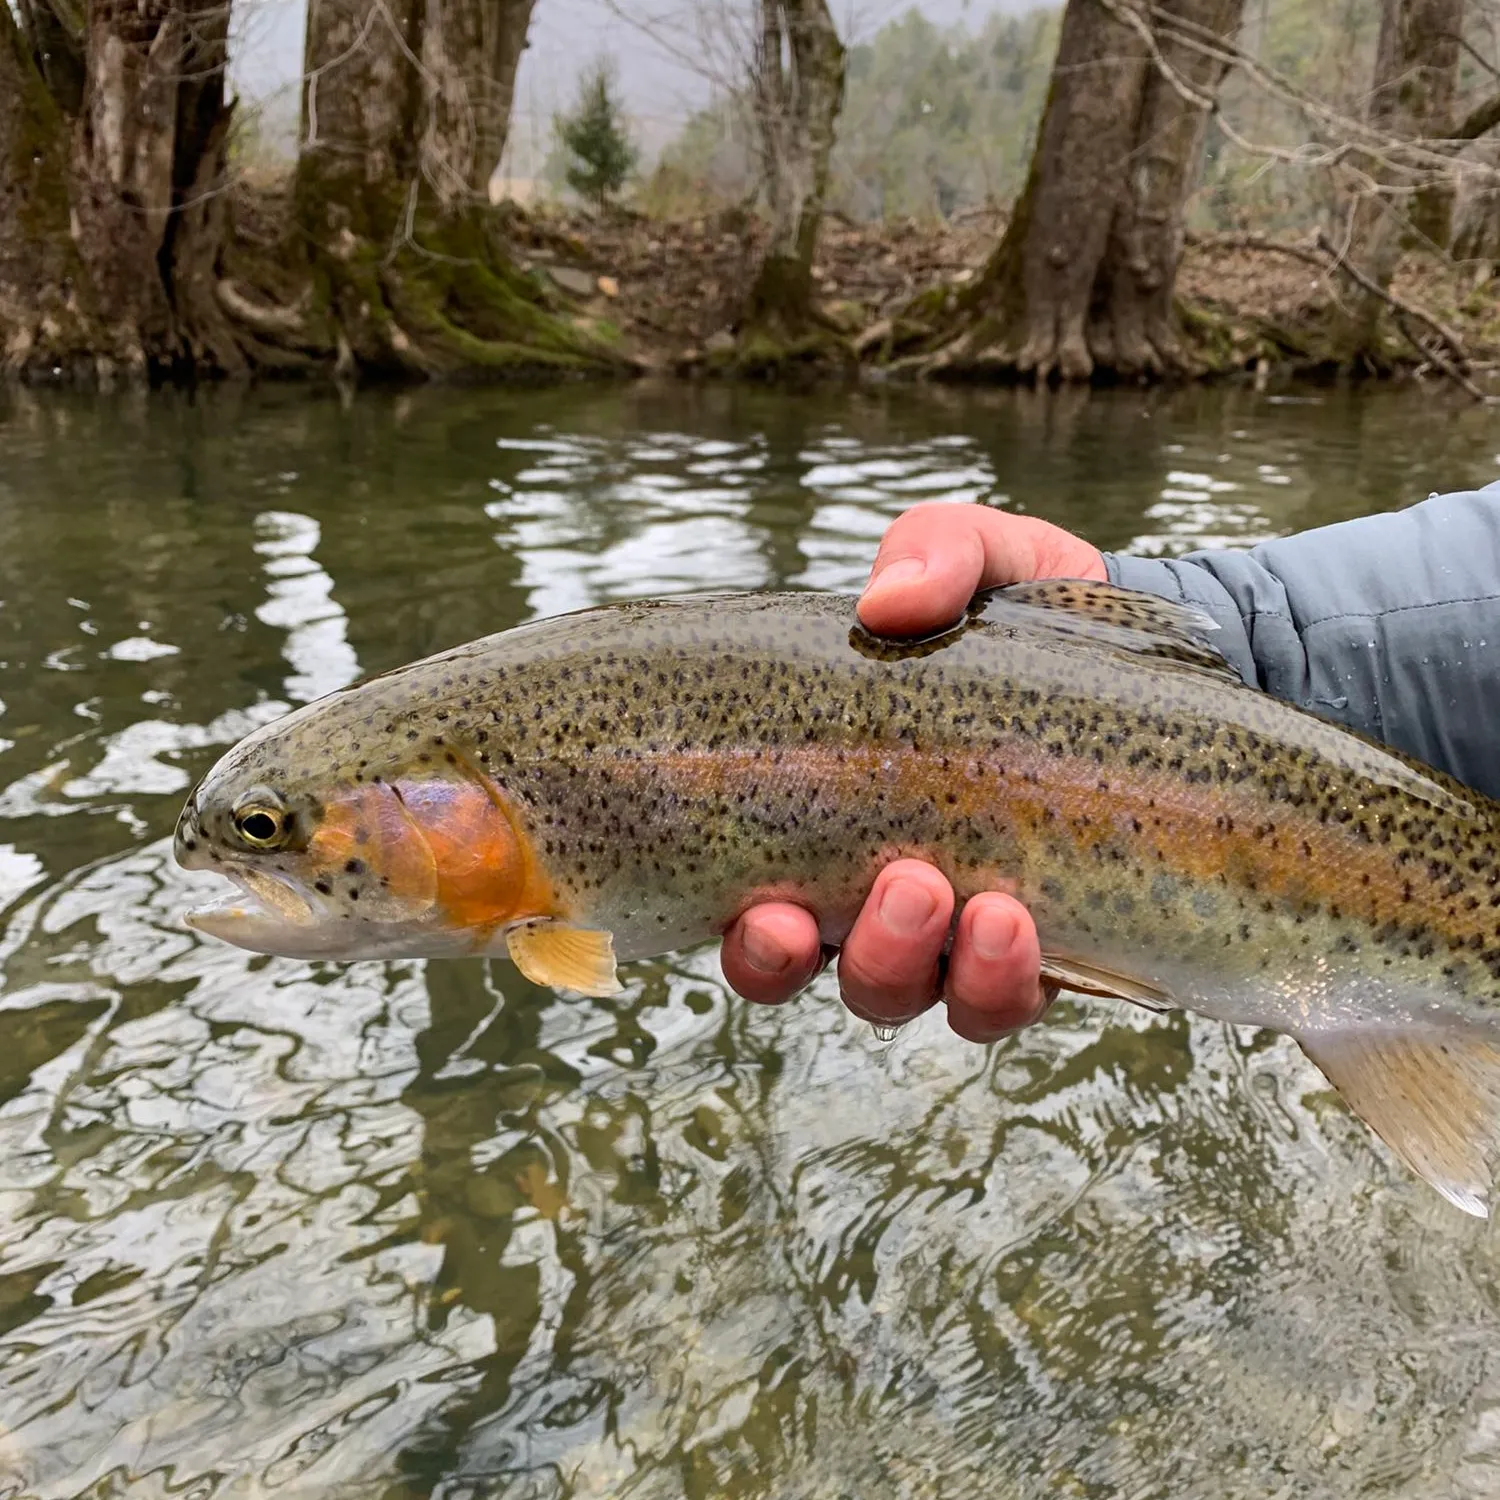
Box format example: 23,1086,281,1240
391,777,554,933
307,784,438,911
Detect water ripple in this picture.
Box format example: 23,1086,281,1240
1,384,1500,1497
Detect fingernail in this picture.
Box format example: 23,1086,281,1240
879,878,936,937
741,924,791,975
969,902,1016,960
866,556,926,594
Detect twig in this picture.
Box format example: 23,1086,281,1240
1393,312,1489,401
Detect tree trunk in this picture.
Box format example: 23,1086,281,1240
14,0,86,115
1396,0,1465,249
739,0,846,340
1452,138,1500,261
0,0,99,374
441,0,537,196
1336,0,1465,361
0,0,242,378
296,0,622,378
72,0,244,373
911,0,1244,383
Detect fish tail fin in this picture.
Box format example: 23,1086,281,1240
1296,1027,1500,1218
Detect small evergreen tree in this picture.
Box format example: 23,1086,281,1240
555,62,637,211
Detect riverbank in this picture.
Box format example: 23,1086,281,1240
17,174,1500,393
508,201,1500,390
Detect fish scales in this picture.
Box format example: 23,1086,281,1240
175,586,1500,1216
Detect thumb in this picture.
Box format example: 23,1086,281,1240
858,504,1106,638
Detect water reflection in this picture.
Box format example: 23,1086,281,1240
1,381,1499,1496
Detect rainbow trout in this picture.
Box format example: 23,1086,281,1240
176,585,1500,1216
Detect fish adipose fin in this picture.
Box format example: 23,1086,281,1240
1039,954,1175,1013
983,580,1241,685
507,921,623,996
1296,1028,1500,1218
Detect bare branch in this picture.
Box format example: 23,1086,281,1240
1456,91,1500,142
1141,0,1500,190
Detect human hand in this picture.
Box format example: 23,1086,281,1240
720,502,1107,1041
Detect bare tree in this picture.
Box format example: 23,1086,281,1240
293,0,624,377
601,0,849,356
915,0,1245,383
1328,0,1466,361
740,0,846,342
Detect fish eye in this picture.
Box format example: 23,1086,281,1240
232,792,290,850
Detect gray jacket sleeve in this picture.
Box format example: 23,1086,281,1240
1101,481,1500,798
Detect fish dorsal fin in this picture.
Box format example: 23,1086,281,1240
983,579,1241,685
1296,1027,1500,1218
507,920,623,996
1039,953,1176,1013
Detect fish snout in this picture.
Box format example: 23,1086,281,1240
174,790,211,871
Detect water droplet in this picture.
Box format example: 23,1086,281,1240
870,1022,902,1043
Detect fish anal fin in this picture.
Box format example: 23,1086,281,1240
1296,1028,1500,1218
507,921,623,997
1039,953,1175,1013
982,580,1240,685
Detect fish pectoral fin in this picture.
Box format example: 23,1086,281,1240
1295,1027,1500,1219
1038,954,1175,1013
506,920,623,997
984,580,1241,685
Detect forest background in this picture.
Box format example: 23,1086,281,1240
5,0,1500,389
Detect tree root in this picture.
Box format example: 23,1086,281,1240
216,280,309,338
203,206,633,384
892,304,1197,385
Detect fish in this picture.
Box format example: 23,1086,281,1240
175,582,1500,1217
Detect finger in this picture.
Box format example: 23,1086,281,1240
944,893,1052,1043
837,860,955,1026
857,503,1109,638
722,902,825,1005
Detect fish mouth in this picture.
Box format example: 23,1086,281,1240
184,867,319,950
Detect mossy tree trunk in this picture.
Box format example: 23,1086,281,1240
0,0,242,377
914,0,1244,383
3,0,607,381
0,0,98,374
739,0,846,339
296,0,620,378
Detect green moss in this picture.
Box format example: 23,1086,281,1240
1175,299,1254,373
284,179,628,381
4,37,72,242
705,324,852,379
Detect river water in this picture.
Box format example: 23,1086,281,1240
1,380,1499,1498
